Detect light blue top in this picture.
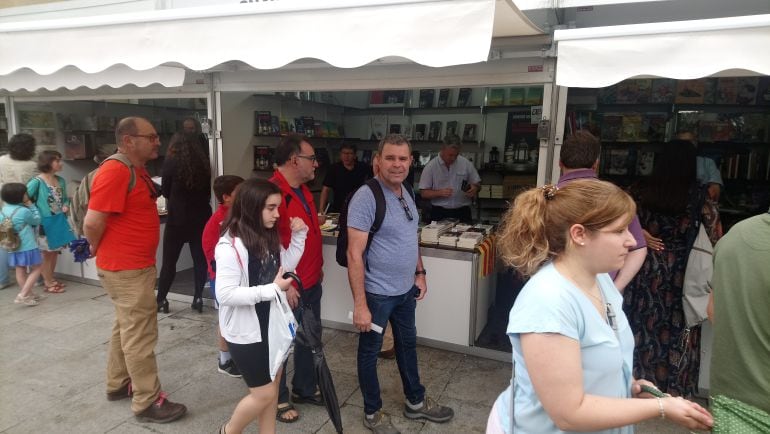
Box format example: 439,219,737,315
346,177,419,296
494,263,635,434
696,155,723,186
1,203,41,252
418,154,481,209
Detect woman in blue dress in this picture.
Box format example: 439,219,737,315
487,179,712,434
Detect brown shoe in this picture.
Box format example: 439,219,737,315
106,382,133,401
136,392,187,424
378,348,396,359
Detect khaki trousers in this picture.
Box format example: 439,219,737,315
98,266,161,414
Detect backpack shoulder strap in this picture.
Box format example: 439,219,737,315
366,178,386,235
101,154,136,192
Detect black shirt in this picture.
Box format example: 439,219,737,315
322,161,373,212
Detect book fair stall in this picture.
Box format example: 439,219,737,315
0,0,558,359
551,13,770,394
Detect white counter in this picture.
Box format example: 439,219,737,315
319,237,497,350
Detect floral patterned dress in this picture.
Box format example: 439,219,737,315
622,185,718,397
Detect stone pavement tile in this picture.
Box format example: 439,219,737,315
37,311,114,353
155,314,216,354
322,330,360,377
2,382,134,434
0,381,62,432
418,396,492,433
415,345,464,373
0,321,53,365
20,296,115,331
276,369,360,433
443,356,511,408
316,402,426,434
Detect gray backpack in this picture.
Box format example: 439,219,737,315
0,208,24,251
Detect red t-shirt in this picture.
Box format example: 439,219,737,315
202,204,229,280
89,161,160,271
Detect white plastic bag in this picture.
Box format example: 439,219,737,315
683,224,713,327
267,288,298,381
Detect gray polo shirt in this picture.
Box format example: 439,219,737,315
347,177,419,296
418,155,480,209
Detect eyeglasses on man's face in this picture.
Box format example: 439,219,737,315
129,134,160,142
296,154,317,162
398,196,413,221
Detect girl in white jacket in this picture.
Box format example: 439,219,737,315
214,178,307,434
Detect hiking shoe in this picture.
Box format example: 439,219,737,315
217,359,242,378
14,294,38,306
135,392,187,424
403,396,454,423
363,411,401,434
106,382,133,401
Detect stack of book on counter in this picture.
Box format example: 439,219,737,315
420,221,455,244
438,231,463,247
489,185,504,199
457,231,484,249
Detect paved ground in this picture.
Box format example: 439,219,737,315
0,279,700,433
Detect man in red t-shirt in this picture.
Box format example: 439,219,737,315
270,134,324,423
84,117,187,424
201,175,243,378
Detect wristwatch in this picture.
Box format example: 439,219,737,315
415,269,427,276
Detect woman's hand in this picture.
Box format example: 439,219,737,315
631,379,659,398
661,396,713,431
273,267,294,292
61,205,69,214
289,217,308,233
642,229,665,251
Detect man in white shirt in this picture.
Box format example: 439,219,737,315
418,135,480,223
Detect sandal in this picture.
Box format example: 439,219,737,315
276,403,299,423
51,280,67,288
291,391,324,406
44,283,65,293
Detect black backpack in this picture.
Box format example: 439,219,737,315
335,178,414,268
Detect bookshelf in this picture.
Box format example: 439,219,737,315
566,77,770,223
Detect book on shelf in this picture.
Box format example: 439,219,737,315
716,78,738,104
427,121,442,141
361,150,373,164
675,79,706,104
462,124,477,142
413,124,427,141
271,116,280,136
508,87,525,105
650,79,675,103
600,114,623,141
279,120,289,134
313,120,324,138
756,77,770,106
389,124,402,134
63,133,90,160
598,85,618,104
253,146,273,171
646,114,668,142
369,90,406,106
303,117,316,137
456,88,472,107
616,79,652,104
605,148,630,175
524,87,544,105
445,121,459,137
419,89,435,108
619,114,647,142
488,88,505,106
698,121,732,142
255,111,272,135
736,77,759,105
293,117,304,134
636,151,655,176
437,89,451,108
702,78,718,104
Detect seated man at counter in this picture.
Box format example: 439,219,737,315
84,117,187,423
556,130,647,291
319,142,373,214
418,134,480,224
347,134,454,433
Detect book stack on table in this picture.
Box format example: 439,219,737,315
438,231,462,248
457,231,484,249
420,221,455,244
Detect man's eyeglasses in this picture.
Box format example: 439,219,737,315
296,154,317,162
129,134,160,142
398,196,413,221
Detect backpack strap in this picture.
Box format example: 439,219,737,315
100,153,136,193
2,207,26,233
363,178,387,272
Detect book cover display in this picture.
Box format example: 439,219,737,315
456,88,472,107
445,121,459,137
413,124,427,141
427,121,442,141
524,87,544,105
508,88,525,105
675,79,706,104
488,88,505,106
437,89,451,108
419,89,436,108
369,90,406,106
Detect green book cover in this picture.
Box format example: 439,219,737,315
525,87,544,105
488,88,505,106
508,88,525,105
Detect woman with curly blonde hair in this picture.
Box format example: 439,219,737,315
486,179,712,434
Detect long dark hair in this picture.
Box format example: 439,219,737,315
637,140,697,215
167,132,211,191
221,178,281,259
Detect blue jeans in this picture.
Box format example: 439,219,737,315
0,248,9,285
358,285,425,415
278,283,322,404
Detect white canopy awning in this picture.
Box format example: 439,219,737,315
0,0,543,91
554,14,770,88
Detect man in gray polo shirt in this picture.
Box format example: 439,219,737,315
347,134,454,433
418,134,481,223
